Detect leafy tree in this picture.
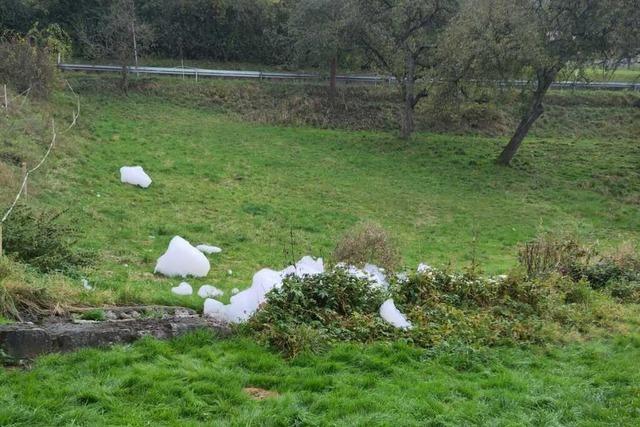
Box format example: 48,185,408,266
0,23,70,97
289,0,355,100
447,0,640,166
352,0,459,138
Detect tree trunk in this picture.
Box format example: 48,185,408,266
329,56,337,102
496,69,557,166
120,64,129,95
400,54,416,139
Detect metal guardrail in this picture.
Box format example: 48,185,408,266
58,63,640,91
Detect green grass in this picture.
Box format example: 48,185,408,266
1,78,640,425
1,330,639,426
23,87,637,307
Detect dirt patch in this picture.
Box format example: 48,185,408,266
243,387,280,400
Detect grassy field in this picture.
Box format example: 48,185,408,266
3,83,633,308
1,77,640,425
1,329,640,426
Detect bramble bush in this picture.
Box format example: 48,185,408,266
248,263,619,356
247,270,394,356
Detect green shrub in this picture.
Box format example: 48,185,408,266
332,221,400,271
610,281,640,303
564,279,595,304
248,270,393,355
0,25,69,98
518,234,593,279
79,309,106,321
248,265,614,355
2,205,93,273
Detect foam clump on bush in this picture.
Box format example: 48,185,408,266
197,244,222,254
379,299,412,329
155,236,210,277
171,282,193,296
335,262,389,288
204,256,324,323
120,166,152,188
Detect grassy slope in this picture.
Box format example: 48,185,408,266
1,80,640,425
1,329,640,426
28,87,639,307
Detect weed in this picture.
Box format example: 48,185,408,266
333,221,400,271
79,309,106,321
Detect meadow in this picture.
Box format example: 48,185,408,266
15,80,640,308
1,76,639,425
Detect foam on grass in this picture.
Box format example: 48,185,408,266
120,166,152,188
198,285,224,299
171,282,193,296
197,245,222,254
155,236,210,278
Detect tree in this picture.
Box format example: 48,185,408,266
448,0,640,166
78,0,152,93
289,0,354,101
352,0,459,138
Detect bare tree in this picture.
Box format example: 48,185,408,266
79,0,151,93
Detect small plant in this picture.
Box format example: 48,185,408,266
609,281,640,304
79,309,106,321
333,221,400,271
2,206,94,274
518,233,593,279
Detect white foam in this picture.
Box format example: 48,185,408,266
196,245,222,254
379,299,412,329
197,285,224,299
120,166,152,188
154,236,210,278
203,256,324,324
81,278,92,290
417,263,432,273
171,282,193,296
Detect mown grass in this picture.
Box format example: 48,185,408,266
1,328,640,426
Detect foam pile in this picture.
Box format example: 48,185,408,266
155,236,210,277
379,299,412,329
198,285,224,298
336,262,389,289
204,256,324,323
171,282,193,296
197,245,222,254
120,166,152,188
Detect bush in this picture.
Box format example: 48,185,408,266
0,25,69,98
248,270,393,355
518,233,593,279
247,264,616,355
332,221,400,271
2,205,93,273
610,281,640,303
562,243,640,290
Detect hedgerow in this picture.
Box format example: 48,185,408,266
247,263,627,356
